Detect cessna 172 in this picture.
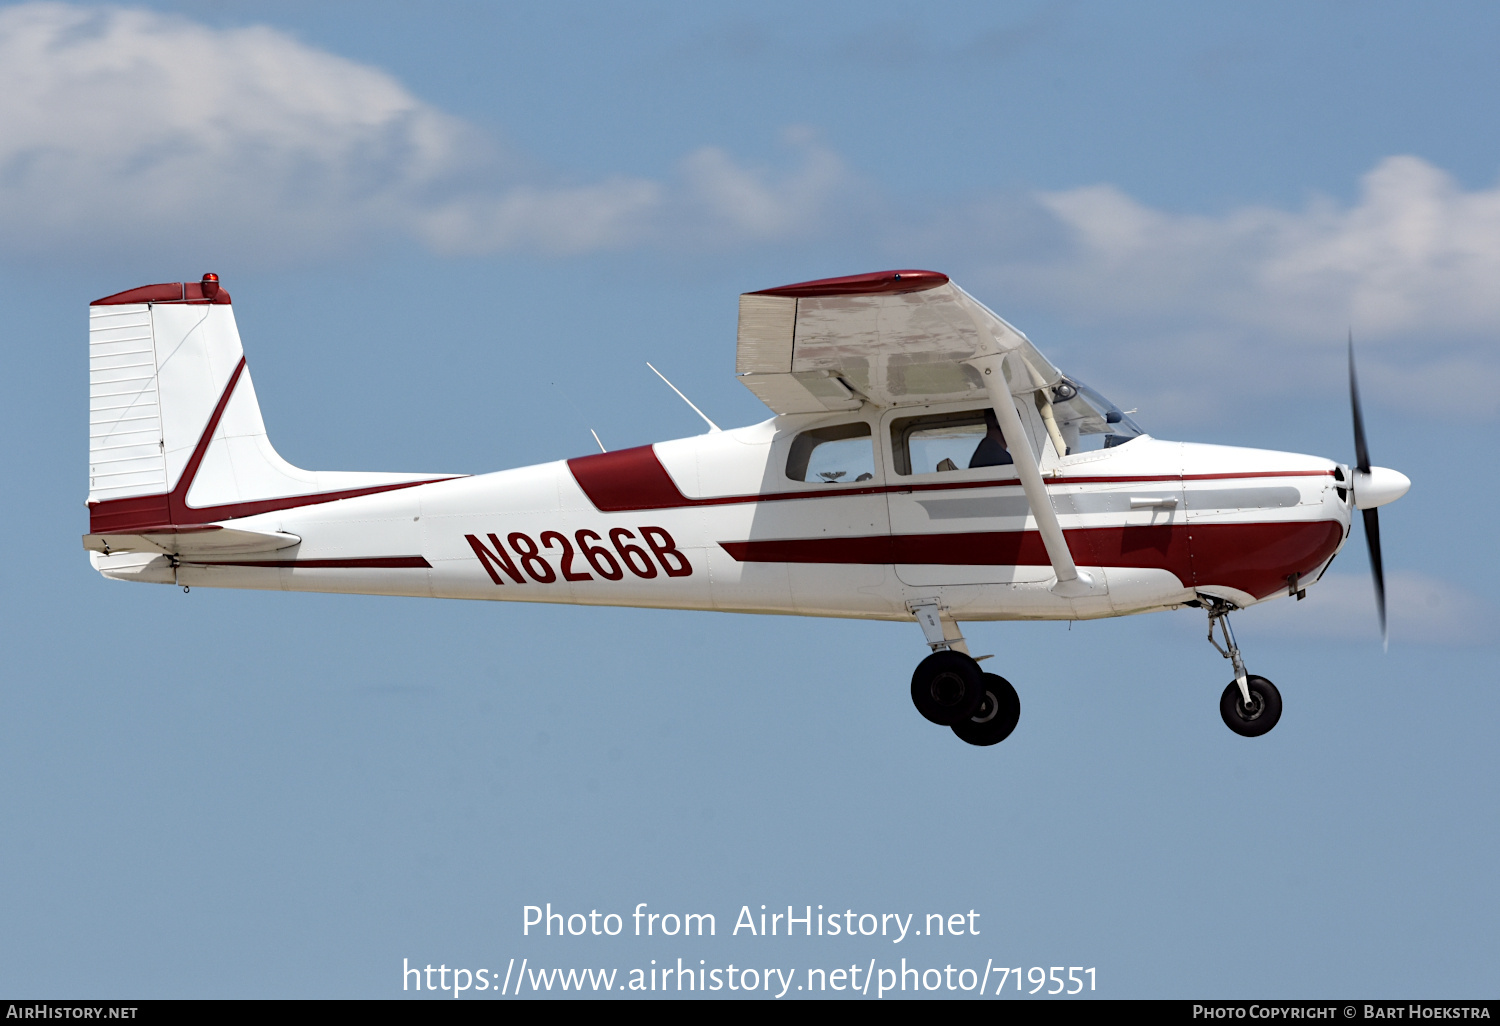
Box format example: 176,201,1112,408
84,270,1409,745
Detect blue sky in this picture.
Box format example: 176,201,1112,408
0,0,1496,999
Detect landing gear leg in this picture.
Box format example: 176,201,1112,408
908,602,1009,737
908,601,983,725
1207,599,1252,707
1204,597,1282,737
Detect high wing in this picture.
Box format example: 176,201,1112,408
738,268,1096,596
735,269,1063,413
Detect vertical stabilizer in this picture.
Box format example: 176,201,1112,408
87,276,455,536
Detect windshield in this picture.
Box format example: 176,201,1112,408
1049,377,1142,454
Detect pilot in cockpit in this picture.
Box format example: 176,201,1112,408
968,408,1013,468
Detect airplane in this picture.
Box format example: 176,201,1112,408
84,269,1410,745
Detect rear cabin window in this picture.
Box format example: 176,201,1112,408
786,423,875,483
890,409,1014,476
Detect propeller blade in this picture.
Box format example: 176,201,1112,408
1363,506,1387,648
1349,332,1371,473
1350,333,1387,649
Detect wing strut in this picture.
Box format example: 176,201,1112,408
968,352,1095,598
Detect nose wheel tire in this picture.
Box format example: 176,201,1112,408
952,673,1021,747
1220,675,1282,737
910,650,986,725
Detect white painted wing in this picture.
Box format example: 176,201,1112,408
735,270,1062,414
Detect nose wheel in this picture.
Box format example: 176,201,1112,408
1220,675,1282,737
1203,597,1282,737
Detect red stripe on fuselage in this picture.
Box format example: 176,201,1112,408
568,446,691,511
182,556,431,569
720,521,1344,602
568,445,1334,513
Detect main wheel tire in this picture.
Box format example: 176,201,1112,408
952,673,1021,747
1220,675,1282,737
910,650,985,725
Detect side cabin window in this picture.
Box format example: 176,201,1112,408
890,409,1015,476
786,422,875,483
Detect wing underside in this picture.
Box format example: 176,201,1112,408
735,270,1062,414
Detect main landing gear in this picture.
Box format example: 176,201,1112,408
1203,597,1282,737
908,604,1021,747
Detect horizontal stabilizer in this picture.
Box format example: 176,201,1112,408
83,525,301,557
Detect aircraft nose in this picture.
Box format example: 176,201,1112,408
1352,466,1410,510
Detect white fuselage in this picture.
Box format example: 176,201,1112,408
93,404,1353,624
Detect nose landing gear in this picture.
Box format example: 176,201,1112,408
1219,674,1282,737
1204,597,1282,737
908,602,1022,746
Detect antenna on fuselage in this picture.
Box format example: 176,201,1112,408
646,362,721,433
551,381,608,452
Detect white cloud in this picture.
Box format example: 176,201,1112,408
1011,156,1500,340
969,157,1500,419
416,179,665,257
1243,571,1489,646
4,0,1496,423
418,130,853,255
676,128,851,242
0,3,850,262
0,2,478,257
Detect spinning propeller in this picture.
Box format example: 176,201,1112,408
1347,336,1411,647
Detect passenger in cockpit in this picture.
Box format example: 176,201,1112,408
969,408,1013,468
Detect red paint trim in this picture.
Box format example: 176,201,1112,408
185,556,431,569
88,357,456,533
720,520,1344,602
750,269,949,298
91,524,224,535
567,446,691,511
89,357,247,532
91,281,231,305
88,481,450,534
568,446,1334,513
173,482,450,527
1075,470,1332,484
174,356,249,514
88,494,172,534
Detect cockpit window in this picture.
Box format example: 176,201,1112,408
786,422,875,483
890,409,1014,476
1049,377,1142,453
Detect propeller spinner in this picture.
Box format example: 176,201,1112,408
1347,336,1411,647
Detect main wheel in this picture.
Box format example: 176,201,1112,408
910,650,985,725
952,673,1021,747
1220,675,1282,737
